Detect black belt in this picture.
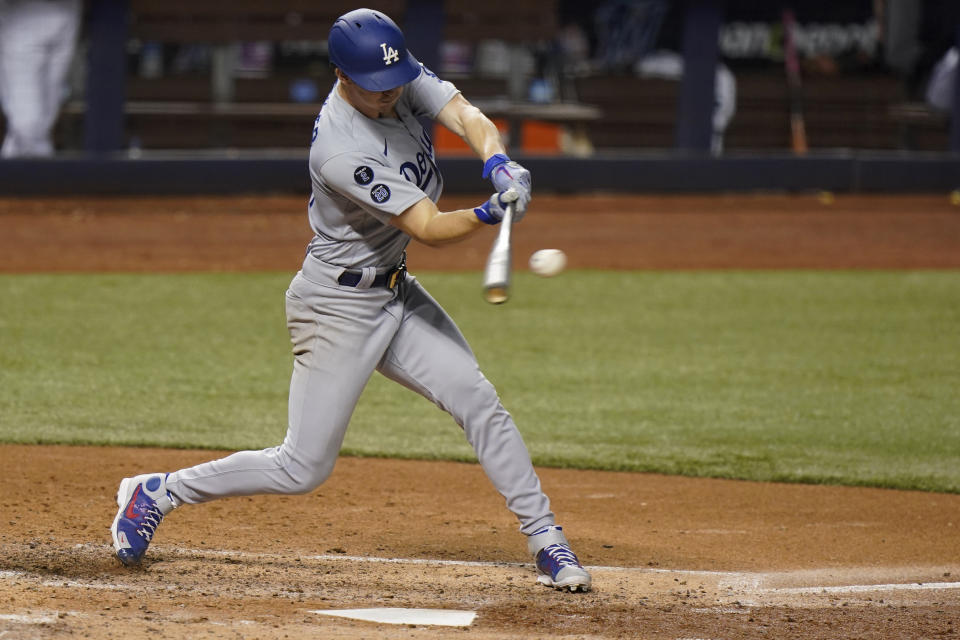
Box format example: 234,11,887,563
337,255,407,288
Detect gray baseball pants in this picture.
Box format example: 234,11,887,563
166,253,555,535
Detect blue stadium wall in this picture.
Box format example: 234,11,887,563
1,152,958,195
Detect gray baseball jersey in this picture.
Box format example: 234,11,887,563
305,67,455,267
165,65,556,536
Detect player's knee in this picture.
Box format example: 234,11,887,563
440,372,500,422
283,457,336,494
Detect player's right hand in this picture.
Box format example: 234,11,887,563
473,189,520,225
482,154,532,219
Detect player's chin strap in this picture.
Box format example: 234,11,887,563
527,525,569,555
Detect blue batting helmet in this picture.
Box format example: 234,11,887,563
328,9,421,91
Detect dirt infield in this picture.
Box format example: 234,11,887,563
2,194,959,639
2,193,960,272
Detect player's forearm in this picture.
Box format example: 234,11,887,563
459,105,505,161
391,198,484,246
411,209,485,246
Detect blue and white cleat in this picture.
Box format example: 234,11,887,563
528,525,592,592
110,473,176,567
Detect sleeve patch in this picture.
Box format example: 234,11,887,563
354,166,375,185
370,183,391,204
353,166,373,186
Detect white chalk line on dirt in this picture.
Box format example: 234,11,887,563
3,544,959,598
0,612,82,624
0,613,60,624
153,544,740,577
158,546,960,595
0,568,170,594
765,582,960,595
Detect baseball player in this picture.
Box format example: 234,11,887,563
110,8,591,592
0,0,82,157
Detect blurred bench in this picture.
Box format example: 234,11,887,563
572,70,951,151
61,96,601,153
129,0,406,42
61,100,319,149
62,0,599,153
887,101,950,150
469,99,601,155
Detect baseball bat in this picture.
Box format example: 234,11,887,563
782,8,808,154
482,200,515,304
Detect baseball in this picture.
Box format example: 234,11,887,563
529,249,567,277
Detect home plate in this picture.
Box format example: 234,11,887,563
310,608,477,627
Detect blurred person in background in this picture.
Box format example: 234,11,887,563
876,0,960,106
590,0,669,71
585,0,736,154
925,45,956,111
0,0,82,157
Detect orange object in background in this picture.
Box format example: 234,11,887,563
520,120,563,154
433,118,562,155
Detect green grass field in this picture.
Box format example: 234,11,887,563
1,270,958,492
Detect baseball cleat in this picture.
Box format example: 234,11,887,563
528,525,592,592
110,473,176,567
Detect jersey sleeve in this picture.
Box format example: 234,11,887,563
319,151,428,223
404,64,460,119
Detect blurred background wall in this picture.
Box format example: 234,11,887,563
1,0,958,192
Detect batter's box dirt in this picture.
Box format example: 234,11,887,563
2,446,960,639
1,541,957,639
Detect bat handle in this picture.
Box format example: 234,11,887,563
500,199,514,229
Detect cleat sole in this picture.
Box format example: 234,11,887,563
115,552,142,567
536,574,591,593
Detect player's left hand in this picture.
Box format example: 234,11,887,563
474,189,520,225
483,154,531,218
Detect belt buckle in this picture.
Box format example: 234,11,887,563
387,252,407,288
387,266,406,288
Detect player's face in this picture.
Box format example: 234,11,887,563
337,71,404,119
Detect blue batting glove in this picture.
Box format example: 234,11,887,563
482,153,531,218
474,189,520,225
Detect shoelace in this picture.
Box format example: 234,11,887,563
135,504,165,541
541,543,581,567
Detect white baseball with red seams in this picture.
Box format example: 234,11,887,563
529,249,567,277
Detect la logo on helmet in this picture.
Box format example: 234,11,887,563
380,43,400,65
